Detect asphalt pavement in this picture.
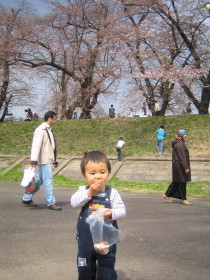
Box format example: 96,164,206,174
1,183,210,280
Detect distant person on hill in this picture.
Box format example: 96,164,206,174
116,137,126,161
154,100,160,116
22,111,62,211
153,125,166,155
162,129,192,205
24,108,33,121
142,102,147,116
128,108,134,117
33,113,39,121
186,102,192,114
109,104,115,118
24,109,29,121
73,112,78,119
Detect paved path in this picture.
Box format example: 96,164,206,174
1,155,210,182
1,183,210,280
46,156,210,182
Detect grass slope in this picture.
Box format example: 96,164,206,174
1,115,210,197
0,114,210,157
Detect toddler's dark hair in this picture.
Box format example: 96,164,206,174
81,151,111,175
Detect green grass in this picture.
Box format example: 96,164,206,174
0,164,23,183
108,177,210,198
1,165,210,198
1,115,210,198
0,167,6,173
1,114,210,157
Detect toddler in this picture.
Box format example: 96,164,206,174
71,151,126,280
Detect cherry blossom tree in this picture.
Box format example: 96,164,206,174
19,0,122,118
120,0,210,114
1,0,209,119
0,4,36,122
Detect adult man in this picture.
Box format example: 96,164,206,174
154,100,160,116
109,104,115,118
22,111,62,211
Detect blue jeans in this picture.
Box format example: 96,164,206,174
116,147,123,161
22,164,56,206
156,139,164,154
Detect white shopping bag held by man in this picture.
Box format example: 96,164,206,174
20,167,35,187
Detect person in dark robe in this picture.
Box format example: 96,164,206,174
162,129,192,205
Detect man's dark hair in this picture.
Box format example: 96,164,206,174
44,111,56,121
160,125,164,129
81,151,111,176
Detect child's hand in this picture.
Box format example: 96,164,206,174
103,208,112,219
87,181,102,197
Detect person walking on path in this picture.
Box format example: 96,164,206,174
71,151,126,280
162,129,192,205
116,137,126,161
109,104,115,118
22,111,62,210
153,125,166,155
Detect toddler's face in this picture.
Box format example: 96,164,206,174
84,161,109,191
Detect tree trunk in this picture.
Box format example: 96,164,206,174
61,51,67,119
181,83,201,113
200,71,210,114
66,106,74,119
80,90,99,119
0,60,10,122
159,82,175,116
0,94,12,122
80,108,92,119
200,87,210,114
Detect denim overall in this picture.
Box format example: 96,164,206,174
77,186,117,280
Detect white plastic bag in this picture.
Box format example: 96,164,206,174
86,208,125,255
20,167,35,187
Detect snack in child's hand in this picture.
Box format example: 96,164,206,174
94,241,109,255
